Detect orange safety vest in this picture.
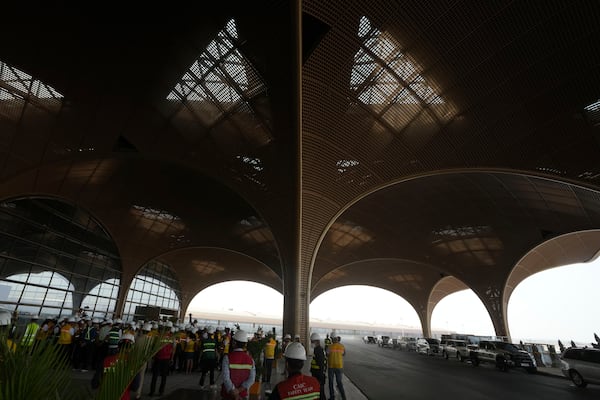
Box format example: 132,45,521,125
276,373,320,400
58,324,73,345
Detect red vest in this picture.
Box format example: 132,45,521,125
221,350,254,398
277,373,320,400
156,343,174,360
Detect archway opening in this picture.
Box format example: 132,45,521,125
508,259,600,347
185,280,283,333
310,285,422,336
430,289,494,337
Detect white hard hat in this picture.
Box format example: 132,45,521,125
68,316,76,323
233,330,248,343
92,318,101,324
106,319,113,324
310,333,321,341
294,333,300,339
207,326,215,334
158,321,164,326
284,334,292,340
121,333,135,343
152,322,158,329
0,309,11,326
284,342,307,360
216,326,223,331
31,314,39,319
192,328,198,334
143,323,152,331
185,324,192,331
166,321,173,328
115,318,123,324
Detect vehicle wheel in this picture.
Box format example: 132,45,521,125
570,370,587,388
443,351,448,360
457,353,463,362
496,356,508,372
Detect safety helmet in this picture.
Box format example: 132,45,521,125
284,334,292,340
233,330,248,343
92,318,101,324
31,314,39,319
114,318,123,324
152,322,158,329
216,326,223,331
166,321,173,328
68,316,76,323
284,342,307,360
191,328,198,334
185,324,192,331
294,334,301,339
106,319,114,325
158,321,164,326
207,326,215,334
143,323,152,331
0,309,11,326
121,333,135,343
310,332,321,342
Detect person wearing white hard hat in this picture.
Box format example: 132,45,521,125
221,329,255,399
199,325,218,389
57,316,76,365
21,314,40,348
327,336,347,400
279,334,293,375
0,308,15,351
78,315,98,372
294,334,301,343
310,332,327,399
268,342,320,400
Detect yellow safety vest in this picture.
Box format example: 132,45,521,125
264,338,276,359
58,324,73,345
327,343,345,369
21,322,40,346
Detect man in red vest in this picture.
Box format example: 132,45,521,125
221,329,255,399
268,342,320,400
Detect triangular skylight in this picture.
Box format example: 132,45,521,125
0,60,63,120
167,19,266,126
350,17,453,128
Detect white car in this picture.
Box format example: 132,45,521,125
417,338,441,355
440,339,470,361
560,347,600,388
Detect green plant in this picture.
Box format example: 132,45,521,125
246,336,269,381
0,332,167,400
0,336,85,400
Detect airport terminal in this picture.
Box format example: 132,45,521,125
1,1,600,398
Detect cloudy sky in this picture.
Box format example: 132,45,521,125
188,259,600,346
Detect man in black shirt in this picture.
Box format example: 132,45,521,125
310,333,327,400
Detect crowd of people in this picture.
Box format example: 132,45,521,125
1,309,349,400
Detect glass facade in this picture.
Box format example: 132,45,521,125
0,197,121,318
123,260,181,321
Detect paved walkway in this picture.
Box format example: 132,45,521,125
73,356,367,399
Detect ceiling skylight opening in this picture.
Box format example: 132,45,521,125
329,221,374,251
166,19,267,129
131,205,181,222
336,159,360,173
0,60,63,99
350,17,455,128
236,155,263,172
584,99,600,126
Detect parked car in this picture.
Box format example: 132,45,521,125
397,337,417,351
377,335,393,348
560,347,600,388
417,338,441,355
440,339,470,361
363,335,376,344
470,340,537,373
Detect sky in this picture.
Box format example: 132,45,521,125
187,259,600,346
